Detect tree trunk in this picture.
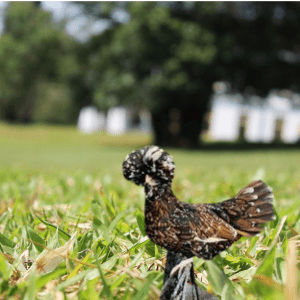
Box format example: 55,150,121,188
151,97,209,149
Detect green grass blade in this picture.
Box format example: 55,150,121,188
108,210,127,232
206,260,239,298
0,232,16,249
131,278,153,300
135,209,146,236
35,213,71,241
94,250,112,298
26,227,46,253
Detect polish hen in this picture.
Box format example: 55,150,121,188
123,146,275,260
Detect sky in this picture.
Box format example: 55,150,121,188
0,1,110,42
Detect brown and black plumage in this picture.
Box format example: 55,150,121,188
123,146,275,260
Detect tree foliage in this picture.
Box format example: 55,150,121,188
207,2,300,95
1,2,300,147
89,3,218,108
81,2,300,147
84,2,220,147
0,2,80,123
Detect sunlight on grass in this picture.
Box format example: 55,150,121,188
0,123,151,172
0,124,299,299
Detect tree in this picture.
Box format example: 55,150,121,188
0,2,80,123
78,2,300,147
205,2,300,95
81,2,219,147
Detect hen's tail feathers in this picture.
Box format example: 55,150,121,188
220,180,275,237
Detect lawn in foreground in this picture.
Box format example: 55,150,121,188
0,124,299,299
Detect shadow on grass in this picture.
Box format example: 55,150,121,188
193,141,300,152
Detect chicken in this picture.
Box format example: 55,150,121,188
123,145,275,260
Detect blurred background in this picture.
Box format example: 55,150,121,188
1,1,300,170
1,4,300,299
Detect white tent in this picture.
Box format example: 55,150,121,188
209,90,300,144
106,106,152,135
245,105,263,142
106,107,128,135
282,112,300,143
77,106,105,134
209,95,242,141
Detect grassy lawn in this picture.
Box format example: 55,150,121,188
0,123,299,299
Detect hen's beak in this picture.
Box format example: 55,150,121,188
145,174,156,186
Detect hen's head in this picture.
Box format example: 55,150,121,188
122,146,175,187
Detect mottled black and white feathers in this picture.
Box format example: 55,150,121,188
123,146,175,188
123,146,275,260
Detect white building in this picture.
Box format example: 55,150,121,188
106,106,152,135
77,106,152,135
209,93,243,141
209,88,300,144
77,106,105,134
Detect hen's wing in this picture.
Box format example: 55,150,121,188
169,181,275,259
159,201,238,260
185,203,239,259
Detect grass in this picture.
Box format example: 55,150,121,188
0,123,299,299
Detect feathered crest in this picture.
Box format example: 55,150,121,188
123,146,175,187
